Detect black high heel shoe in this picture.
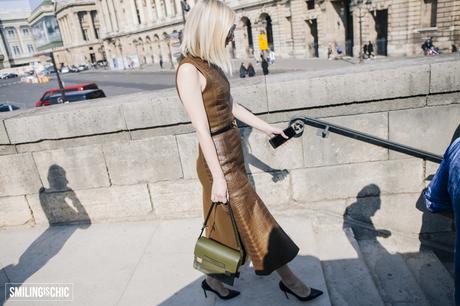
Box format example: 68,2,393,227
201,279,240,300
279,281,323,302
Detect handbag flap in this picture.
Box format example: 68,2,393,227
194,236,241,274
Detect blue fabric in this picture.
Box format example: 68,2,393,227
424,137,460,305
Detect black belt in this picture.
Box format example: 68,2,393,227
210,119,238,136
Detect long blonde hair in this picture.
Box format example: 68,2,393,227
180,0,235,74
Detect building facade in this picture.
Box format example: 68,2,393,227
93,0,459,69
53,0,105,68
0,11,37,68
1,0,459,70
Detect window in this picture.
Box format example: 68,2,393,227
83,29,89,41
421,0,437,27
307,0,315,10
22,28,29,35
95,27,100,39
7,28,15,38
27,44,34,53
12,46,21,55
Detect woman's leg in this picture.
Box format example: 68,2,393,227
205,275,230,296
276,264,311,297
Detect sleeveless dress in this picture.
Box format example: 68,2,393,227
175,54,300,276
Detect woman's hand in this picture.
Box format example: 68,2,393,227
211,177,230,213
262,124,289,140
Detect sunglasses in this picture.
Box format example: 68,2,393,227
225,24,236,44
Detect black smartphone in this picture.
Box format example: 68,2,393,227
269,125,297,149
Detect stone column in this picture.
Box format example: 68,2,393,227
155,0,164,20
102,0,114,32
107,0,119,32
130,0,139,27
146,0,154,24
136,0,146,24
165,0,173,17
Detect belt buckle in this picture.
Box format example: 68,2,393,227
231,119,237,128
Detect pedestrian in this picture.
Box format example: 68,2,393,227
260,55,269,75
239,62,247,78
328,43,333,60
363,43,368,59
247,62,255,77
367,41,374,58
269,50,276,64
175,0,322,302
424,135,460,305
159,56,163,69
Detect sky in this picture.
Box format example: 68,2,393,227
0,0,44,12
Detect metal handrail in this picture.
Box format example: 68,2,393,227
288,115,443,164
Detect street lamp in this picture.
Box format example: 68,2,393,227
350,0,373,62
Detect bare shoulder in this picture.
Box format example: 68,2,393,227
177,62,199,79
177,62,206,91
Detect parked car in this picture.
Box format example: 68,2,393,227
69,65,80,73
35,83,99,107
0,103,20,112
96,60,108,67
61,67,70,74
0,73,18,79
78,64,89,71
47,89,106,104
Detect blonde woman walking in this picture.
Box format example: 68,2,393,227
175,0,323,302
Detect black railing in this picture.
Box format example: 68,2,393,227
288,115,443,164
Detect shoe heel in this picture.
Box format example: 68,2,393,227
203,288,207,298
283,290,289,299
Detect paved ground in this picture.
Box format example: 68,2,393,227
0,214,331,306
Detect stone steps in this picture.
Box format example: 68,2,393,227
0,214,454,305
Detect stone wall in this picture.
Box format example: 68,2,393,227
1,57,459,241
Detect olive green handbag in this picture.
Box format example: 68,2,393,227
193,201,246,286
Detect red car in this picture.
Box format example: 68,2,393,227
35,83,99,107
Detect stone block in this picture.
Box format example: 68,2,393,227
303,113,388,167
0,121,9,145
32,145,110,192
389,104,460,157
430,60,460,93
148,179,202,218
103,136,183,185
240,123,304,174
175,133,199,179
26,184,152,225
0,153,42,197
4,103,126,144
16,132,130,153
0,145,16,156
344,192,451,235
291,159,424,203
231,82,268,114
0,196,33,227
248,169,291,210
122,95,189,130
267,65,430,112
427,92,460,106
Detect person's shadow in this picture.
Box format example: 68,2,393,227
343,184,391,241
1,164,91,305
236,117,289,189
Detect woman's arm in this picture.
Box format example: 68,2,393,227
231,96,288,139
176,63,225,183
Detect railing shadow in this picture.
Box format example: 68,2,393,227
0,164,91,305
237,118,289,189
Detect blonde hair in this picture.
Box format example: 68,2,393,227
180,0,236,75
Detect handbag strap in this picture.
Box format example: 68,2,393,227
198,201,245,259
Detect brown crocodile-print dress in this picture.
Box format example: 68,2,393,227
175,54,299,276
